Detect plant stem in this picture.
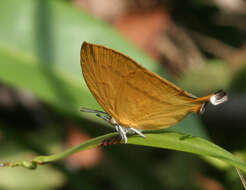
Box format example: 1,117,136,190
0,132,118,169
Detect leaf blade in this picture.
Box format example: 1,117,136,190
128,132,246,173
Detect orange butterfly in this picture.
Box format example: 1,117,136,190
80,42,227,143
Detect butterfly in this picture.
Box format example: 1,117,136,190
80,42,227,143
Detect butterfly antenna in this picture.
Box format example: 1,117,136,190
95,113,111,123
80,107,111,122
80,107,107,114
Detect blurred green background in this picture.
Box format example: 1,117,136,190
0,0,246,189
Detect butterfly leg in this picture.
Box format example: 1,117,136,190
129,128,146,138
115,124,128,144
111,118,128,143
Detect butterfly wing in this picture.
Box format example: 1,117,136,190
80,42,210,130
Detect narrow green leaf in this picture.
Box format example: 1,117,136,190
2,132,246,174
128,132,246,173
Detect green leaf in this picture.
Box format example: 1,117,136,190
129,132,246,173
2,132,246,173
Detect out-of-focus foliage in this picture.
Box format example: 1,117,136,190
178,60,232,95
0,0,206,134
231,64,246,91
0,0,158,116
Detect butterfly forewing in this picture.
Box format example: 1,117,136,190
80,42,206,130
